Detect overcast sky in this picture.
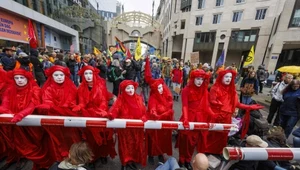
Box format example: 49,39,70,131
90,0,160,16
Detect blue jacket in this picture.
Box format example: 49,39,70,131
0,53,15,71
280,89,300,117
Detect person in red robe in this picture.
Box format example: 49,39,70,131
37,65,81,161
175,69,214,170
143,57,174,164
0,69,54,169
204,68,263,154
109,80,147,170
74,65,116,164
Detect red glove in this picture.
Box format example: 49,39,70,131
183,120,189,129
72,105,82,112
107,113,114,120
211,101,223,108
96,110,107,117
249,104,264,110
141,116,148,122
36,104,50,110
11,114,23,123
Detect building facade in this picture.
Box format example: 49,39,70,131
156,0,287,71
97,0,122,21
0,0,79,52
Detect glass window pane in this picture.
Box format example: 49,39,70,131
237,32,244,42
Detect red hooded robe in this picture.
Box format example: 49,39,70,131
39,65,81,161
176,69,214,163
0,69,54,169
204,69,263,154
76,66,116,160
109,80,147,166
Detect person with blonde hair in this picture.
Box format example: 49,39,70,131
50,142,94,170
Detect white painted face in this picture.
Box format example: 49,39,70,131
14,75,28,87
125,85,135,96
222,73,233,85
158,84,163,94
194,77,204,87
52,71,65,84
84,70,93,83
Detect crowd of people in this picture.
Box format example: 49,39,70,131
0,46,299,170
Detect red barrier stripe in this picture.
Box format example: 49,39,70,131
41,119,64,126
228,147,242,160
162,122,179,129
267,149,294,160
86,120,107,128
223,124,234,130
194,124,209,130
0,117,14,125
126,121,144,128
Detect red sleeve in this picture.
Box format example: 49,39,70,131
16,102,35,119
42,87,54,106
148,96,158,120
181,88,189,121
209,87,222,106
0,89,10,113
109,98,121,119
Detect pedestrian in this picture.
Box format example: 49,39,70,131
42,54,53,70
280,79,300,138
54,53,67,67
66,54,79,87
240,70,259,104
29,49,46,87
204,68,263,155
83,54,96,68
183,62,190,88
109,80,147,170
110,59,124,96
0,69,55,169
171,62,183,101
162,59,172,87
257,65,268,93
75,66,116,163
144,58,174,165
151,62,161,79
96,56,107,79
123,57,140,81
0,46,16,71
49,142,93,170
37,66,81,161
176,69,213,170
267,74,293,126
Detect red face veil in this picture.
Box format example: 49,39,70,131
78,66,106,105
149,78,173,107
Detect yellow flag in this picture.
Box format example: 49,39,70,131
155,50,161,59
135,37,141,61
93,47,101,56
243,45,255,67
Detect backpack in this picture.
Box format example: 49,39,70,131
107,67,117,82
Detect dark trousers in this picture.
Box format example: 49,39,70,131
113,80,121,97
35,71,46,87
267,98,282,126
280,114,298,138
259,81,264,92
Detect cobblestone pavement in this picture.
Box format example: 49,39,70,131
0,82,288,170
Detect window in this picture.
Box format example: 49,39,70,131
195,16,203,25
195,32,216,43
181,20,186,29
236,0,245,3
255,8,267,20
198,0,205,9
232,11,243,22
213,14,222,24
290,0,300,27
231,29,258,42
216,0,224,7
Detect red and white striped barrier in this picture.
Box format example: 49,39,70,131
0,114,238,131
223,147,300,161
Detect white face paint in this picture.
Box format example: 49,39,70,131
222,73,233,85
14,75,28,87
52,71,65,84
158,84,163,94
194,77,204,87
125,85,135,96
84,70,93,83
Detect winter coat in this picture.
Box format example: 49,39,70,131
0,53,15,71
280,89,300,117
171,68,183,84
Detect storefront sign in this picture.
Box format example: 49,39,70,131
0,11,28,43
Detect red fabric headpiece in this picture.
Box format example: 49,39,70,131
45,65,71,78
188,69,210,88
149,78,164,91
78,66,100,77
12,69,34,81
119,80,138,94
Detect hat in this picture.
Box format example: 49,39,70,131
203,63,209,68
19,52,28,57
246,135,268,148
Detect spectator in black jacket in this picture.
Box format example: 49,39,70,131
54,53,67,67
240,71,259,104
30,49,46,87
0,47,16,71
123,57,141,81
96,56,107,79
67,54,79,87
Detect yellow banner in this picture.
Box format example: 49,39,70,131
135,37,141,61
93,47,101,56
243,45,255,67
